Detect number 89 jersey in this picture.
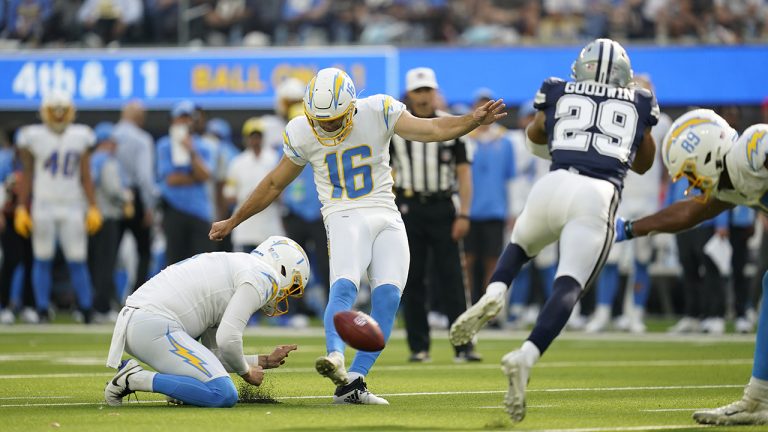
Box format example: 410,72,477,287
282,94,406,219
16,124,95,205
535,77,659,189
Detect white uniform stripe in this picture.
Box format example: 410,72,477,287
392,136,412,190
411,140,425,192
425,141,439,192
598,41,612,84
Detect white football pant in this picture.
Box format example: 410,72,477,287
511,169,619,289
325,207,409,292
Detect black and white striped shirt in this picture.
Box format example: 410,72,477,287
390,110,471,197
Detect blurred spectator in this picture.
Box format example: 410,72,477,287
457,0,519,45
465,88,516,304
222,117,283,252
540,0,586,42
88,122,132,323
274,0,332,45
156,100,216,265
113,101,155,293
262,77,306,154
4,0,53,44
204,118,238,223
0,136,36,324
78,0,143,46
728,206,756,333
666,178,728,335
204,0,273,46
713,0,763,43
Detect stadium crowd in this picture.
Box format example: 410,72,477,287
1,0,768,48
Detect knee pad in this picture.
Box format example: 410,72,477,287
207,377,238,408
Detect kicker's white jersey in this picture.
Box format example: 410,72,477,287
714,124,768,211
16,124,95,205
282,94,406,219
126,252,277,338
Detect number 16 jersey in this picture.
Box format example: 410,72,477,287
535,77,659,190
282,94,406,219
16,124,95,205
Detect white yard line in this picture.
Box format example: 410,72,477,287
511,426,710,432
0,396,72,400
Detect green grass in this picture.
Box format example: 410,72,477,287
0,325,762,431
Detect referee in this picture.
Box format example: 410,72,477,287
391,67,480,363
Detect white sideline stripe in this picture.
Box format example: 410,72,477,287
0,384,742,407
0,373,112,379
0,400,166,408
641,408,709,412
511,426,710,432
0,396,72,400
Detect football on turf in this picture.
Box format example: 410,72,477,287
333,311,385,352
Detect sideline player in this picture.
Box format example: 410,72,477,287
615,110,768,426
15,92,102,323
449,39,658,422
209,67,506,404
104,236,308,407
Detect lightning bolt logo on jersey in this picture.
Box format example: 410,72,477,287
714,124,768,212
282,94,406,219
534,77,659,190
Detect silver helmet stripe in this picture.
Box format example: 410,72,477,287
597,40,613,84
604,41,615,86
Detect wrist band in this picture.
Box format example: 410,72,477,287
624,220,635,240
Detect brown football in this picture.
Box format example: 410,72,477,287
333,310,386,352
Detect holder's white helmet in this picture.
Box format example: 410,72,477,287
571,38,633,87
252,236,310,317
303,68,356,146
662,109,738,202
40,91,75,134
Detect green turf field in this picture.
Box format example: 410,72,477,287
0,325,762,431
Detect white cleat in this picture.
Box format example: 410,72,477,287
693,391,768,425
104,359,143,406
735,317,754,334
0,309,15,325
667,317,700,334
315,351,348,387
333,377,389,405
501,350,530,423
450,292,504,346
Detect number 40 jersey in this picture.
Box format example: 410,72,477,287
535,77,659,190
282,94,406,219
16,124,96,205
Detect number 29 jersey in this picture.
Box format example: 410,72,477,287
16,124,95,205
534,77,659,189
282,94,406,219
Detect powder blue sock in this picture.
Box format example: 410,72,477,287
67,262,94,311
32,260,52,311
633,261,651,307
323,278,357,354
752,271,768,380
349,284,401,376
152,375,238,408
596,264,619,306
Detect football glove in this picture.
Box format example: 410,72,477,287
13,206,32,238
85,205,103,234
615,217,634,243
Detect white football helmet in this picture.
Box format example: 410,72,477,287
40,91,75,134
303,68,356,146
275,77,306,117
252,236,310,317
662,109,738,202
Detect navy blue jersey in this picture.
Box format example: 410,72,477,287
534,77,659,189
